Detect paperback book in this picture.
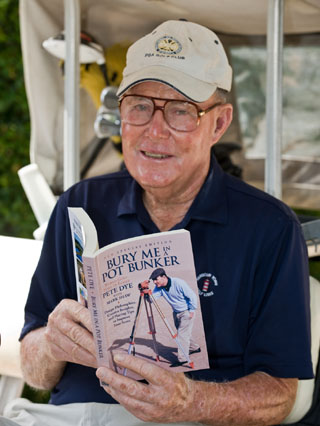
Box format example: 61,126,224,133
68,207,209,379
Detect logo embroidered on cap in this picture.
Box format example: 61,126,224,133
155,36,182,54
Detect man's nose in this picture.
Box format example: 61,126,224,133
147,109,170,138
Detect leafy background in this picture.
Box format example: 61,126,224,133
0,0,37,238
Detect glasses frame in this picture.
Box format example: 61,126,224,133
118,94,222,132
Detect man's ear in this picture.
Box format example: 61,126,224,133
211,103,233,146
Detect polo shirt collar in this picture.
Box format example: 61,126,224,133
117,154,228,225
117,174,144,217
188,154,228,225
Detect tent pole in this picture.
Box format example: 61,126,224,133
63,0,80,191
265,0,284,199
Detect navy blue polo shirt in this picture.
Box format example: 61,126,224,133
20,155,313,405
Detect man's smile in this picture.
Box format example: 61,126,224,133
141,151,172,159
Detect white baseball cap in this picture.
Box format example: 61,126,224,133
117,20,232,102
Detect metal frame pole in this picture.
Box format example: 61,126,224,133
63,0,80,190
265,0,284,199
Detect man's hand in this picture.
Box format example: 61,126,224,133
96,354,298,426
96,354,194,423
44,299,97,368
139,280,151,295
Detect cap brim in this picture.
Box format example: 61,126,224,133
116,65,218,102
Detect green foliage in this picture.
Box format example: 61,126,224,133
21,384,51,404
0,0,37,237
294,208,320,219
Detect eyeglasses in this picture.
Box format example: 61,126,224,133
119,95,222,132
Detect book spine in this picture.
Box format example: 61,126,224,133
83,256,109,368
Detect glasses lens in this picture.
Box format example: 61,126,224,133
165,101,198,131
120,96,154,125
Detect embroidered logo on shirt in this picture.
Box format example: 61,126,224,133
197,272,218,298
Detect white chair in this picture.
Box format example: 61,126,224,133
0,165,54,414
0,236,42,414
17,164,57,241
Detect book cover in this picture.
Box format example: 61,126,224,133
68,207,209,379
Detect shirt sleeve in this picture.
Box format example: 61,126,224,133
152,286,162,301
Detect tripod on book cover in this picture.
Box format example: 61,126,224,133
124,280,194,375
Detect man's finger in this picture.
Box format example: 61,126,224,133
45,326,97,367
47,313,96,355
63,299,93,333
96,363,193,423
112,354,172,385
97,369,157,422
96,366,151,401
48,339,97,367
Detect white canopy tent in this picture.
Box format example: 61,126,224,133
19,0,320,206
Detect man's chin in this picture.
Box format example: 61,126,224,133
137,176,176,192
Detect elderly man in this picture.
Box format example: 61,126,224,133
1,20,312,426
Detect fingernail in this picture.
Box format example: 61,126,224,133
114,353,125,362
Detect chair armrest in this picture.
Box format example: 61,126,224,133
282,276,320,424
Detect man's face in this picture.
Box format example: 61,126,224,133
153,275,168,287
120,82,232,196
